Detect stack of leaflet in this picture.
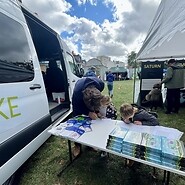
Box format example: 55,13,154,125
48,115,92,139
140,133,162,164
106,126,185,171
122,130,142,158
106,126,128,153
161,137,185,170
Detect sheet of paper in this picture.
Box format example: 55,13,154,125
151,126,183,140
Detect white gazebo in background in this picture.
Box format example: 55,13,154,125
84,58,108,80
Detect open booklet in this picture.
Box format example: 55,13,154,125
48,115,92,140
115,120,184,140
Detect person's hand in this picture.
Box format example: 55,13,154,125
88,112,98,120
96,112,103,119
134,121,142,125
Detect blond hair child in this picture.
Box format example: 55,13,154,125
120,103,159,126
97,95,117,119
98,95,111,118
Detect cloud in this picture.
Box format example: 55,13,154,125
77,0,98,6
103,0,133,20
22,0,160,62
102,0,161,49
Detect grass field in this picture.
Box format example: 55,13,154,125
19,80,185,185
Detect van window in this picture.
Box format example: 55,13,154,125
0,13,34,83
66,53,80,77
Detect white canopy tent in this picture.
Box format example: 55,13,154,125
137,0,185,61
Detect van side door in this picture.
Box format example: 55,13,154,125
0,8,50,168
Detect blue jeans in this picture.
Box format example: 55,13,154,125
107,82,113,96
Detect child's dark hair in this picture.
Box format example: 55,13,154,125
153,83,161,89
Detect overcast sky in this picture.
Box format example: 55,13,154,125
22,0,161,62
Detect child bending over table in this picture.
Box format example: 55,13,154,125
120,103,159,126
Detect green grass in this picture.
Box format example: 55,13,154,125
19,80,185,185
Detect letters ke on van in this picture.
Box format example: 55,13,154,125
0,97,21,119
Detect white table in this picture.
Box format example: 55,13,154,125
50,119,185,185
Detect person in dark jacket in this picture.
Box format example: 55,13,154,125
161,59,184,114
46,60,65,97
84,66,96,77
106,71,114,98
72,76,104,118
72,77,104,156
120,103,159,126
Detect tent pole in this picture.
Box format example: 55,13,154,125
132,60,137,103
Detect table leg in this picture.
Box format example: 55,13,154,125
166,171,170,185
163,170,166,184
162,170,170,185
68,140,73,162
150,167,157,179
57,140,81,177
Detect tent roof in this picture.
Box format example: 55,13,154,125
137,0,185,61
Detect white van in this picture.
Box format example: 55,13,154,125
0,0,81,184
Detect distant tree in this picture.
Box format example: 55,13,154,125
127,51,138,68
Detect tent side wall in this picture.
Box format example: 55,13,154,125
137,0,185,61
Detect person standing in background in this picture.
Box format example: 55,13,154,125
106,71,114,98
118,74,122,81
84,66,96,77
161,59,184,114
